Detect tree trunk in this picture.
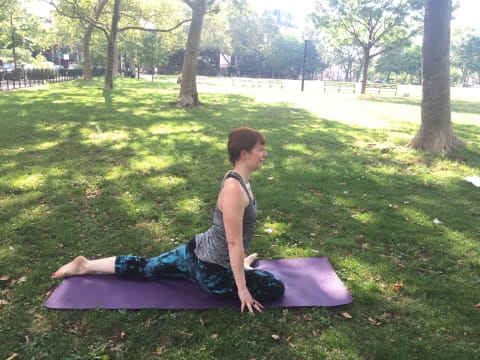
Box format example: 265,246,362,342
104,0,121,89
409,0,463,153
177,0,208,106
83,0,108,81
83,30,93,80
113,42,119,76
9,12,17,69
360,48,370,94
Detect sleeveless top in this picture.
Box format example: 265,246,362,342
194,171,257,268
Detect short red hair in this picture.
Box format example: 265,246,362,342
227,127,266,165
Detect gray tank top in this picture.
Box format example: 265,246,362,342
194,171,257,268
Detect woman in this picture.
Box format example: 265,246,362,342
52,127,284,314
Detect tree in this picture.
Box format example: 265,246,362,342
103,0,120,89
50,0,189,88
452,32,480,87
332,44,362,81
83,0,108,80
375,45,421,83
262,35,323,79
264,35,303,78
409,0,462,153
228,8,280,77
177,0,217,106
0,0,47,67
312,0,422,93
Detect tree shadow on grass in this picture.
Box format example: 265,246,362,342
1,82,479,359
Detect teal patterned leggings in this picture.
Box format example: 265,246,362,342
115,238,284,302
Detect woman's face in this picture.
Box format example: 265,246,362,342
245,142,268,170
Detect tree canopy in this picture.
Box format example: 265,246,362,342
311,0,423,92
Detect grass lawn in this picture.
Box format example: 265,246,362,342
0,77,479,359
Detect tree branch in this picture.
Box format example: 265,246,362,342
119,18,192,33
183,0,194,8
44,0,109,37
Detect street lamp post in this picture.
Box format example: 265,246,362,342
301,35,309,92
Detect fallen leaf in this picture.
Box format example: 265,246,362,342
120,331,126,339
342,312,353,319
393,282,404,292
155,346,166,355
0,275,12,281
14,276,27,284
0,299,8,306
211,333,218,339
199,318,205,327
6,353,18,360
474,303,480,308
302,313,313,322
271,334,281,341
264,228,273,234
361,243,369,250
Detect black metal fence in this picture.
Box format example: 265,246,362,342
0,68,105,91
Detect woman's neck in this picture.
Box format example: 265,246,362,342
232,166,252,183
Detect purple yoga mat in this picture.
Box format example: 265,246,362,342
45,257,353,310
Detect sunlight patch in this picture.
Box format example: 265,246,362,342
130,156,173,172
84,130,130,143
283,143,314,156
261,220,290,235
34,141,59,151
155,176,186,189
12,173,44,190
177,197,203,213
149,123,204,135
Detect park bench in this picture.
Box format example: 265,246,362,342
232,78,284,89
323,81,356,93
365,83,398,96
266,79,284,88
231,78,253,87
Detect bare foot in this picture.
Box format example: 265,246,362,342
51,256,89,279
244,253,258,269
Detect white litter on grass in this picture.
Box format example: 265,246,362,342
465,175,480,187
433,218,442,225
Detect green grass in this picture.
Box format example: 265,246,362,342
1,77,479,359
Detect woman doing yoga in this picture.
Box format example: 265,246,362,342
52,127,285,314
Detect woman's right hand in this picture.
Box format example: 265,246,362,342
238,287,264,314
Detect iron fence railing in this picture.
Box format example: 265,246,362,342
0,68,105,91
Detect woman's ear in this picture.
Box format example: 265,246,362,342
240,149,249,160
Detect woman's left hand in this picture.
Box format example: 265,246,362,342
238,287,264,314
